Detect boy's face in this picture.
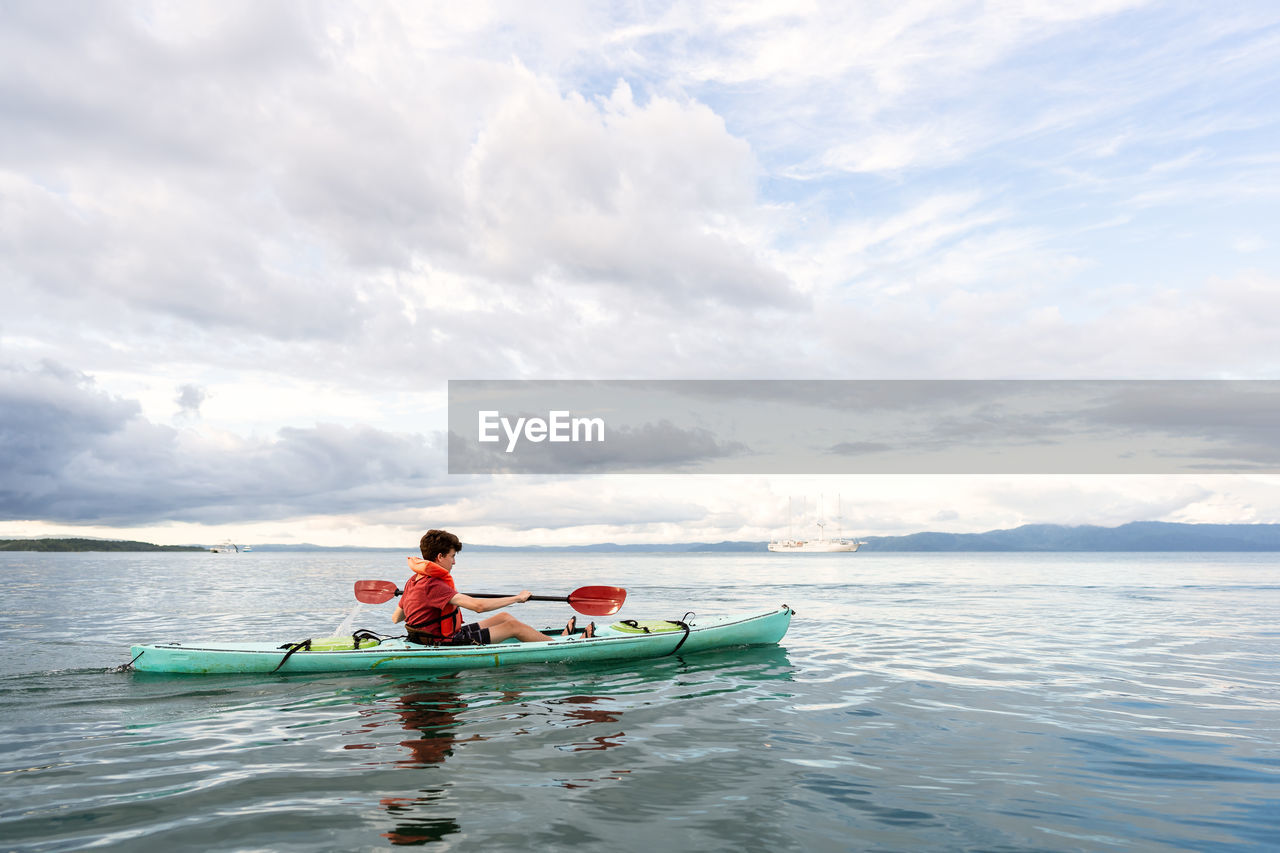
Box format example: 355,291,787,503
436,549,457,571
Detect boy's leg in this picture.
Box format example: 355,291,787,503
478,612,552,643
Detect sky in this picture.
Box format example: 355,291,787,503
3,1,1280,547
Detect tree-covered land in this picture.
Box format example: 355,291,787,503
0,539,206,552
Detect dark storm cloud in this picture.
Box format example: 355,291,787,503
0,361,447,523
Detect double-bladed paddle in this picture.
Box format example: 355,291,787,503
353,580,626,617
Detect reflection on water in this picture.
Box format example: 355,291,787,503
343,676,641,844
552,695,626,753
395,680,499,766
330,649,796,845
347,676,481,845
379,791,459,846
556,694,623,728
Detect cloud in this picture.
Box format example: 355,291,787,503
458,76,798,308
175,384,208,418
0,360,140,481
615,0,1161,176
2,7,797,315
2,5,812,393
6,2,1278,393
0,360,451,524
431,483,716,532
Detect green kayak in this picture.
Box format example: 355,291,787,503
128,605,794,675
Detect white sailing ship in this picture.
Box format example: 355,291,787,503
768,497,865,553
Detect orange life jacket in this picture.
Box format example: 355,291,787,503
402,558,463,640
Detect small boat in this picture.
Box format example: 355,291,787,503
127,606,795,675
768,537,863,553
209,540,240,553
769,496,864,553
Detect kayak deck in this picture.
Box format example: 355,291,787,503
129,605,794,675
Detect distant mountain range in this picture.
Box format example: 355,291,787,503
7,522,1280,552
471,522,1280,551
858,521,1280,552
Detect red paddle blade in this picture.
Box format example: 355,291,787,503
354,580,400,604
567,585,626,616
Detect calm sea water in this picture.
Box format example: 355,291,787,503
0,550,1277,851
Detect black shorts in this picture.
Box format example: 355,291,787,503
446,623,492,645
409,622,492,646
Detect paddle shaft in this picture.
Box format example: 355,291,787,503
469,593,571,603
362,590,573,604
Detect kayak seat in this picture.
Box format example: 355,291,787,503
278,630,385,653
307,635,383,651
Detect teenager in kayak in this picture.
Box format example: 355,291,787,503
392,529,595,644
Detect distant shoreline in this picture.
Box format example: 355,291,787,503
8,522,1280,553
0,538,206,553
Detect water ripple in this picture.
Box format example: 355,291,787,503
1,551,1278,850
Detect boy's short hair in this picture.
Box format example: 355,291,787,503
420,529,462,561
